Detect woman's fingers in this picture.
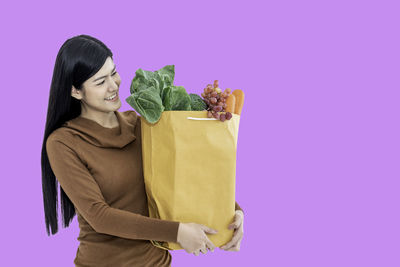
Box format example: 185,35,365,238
222,211,245,250
221,224,244,250
225,243,241,251
194,244,208,256
229,210,244,229
193,239,216,256
222,234,243,250
221,232,239,249
205,238,216,252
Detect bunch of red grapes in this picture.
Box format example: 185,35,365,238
201,80,233,122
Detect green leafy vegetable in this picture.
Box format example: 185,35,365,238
156,65,175,96
126,64,202,124
189,93,207,111
130,65,175,96
162,86,192,111
125,87,164,124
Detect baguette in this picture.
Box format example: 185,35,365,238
225,94,236,114
232,89,244,115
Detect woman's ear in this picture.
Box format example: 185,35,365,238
71,85,82,100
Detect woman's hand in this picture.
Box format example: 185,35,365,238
220,210,244,251
177,222,217,256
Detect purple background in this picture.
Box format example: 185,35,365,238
1,0,399,266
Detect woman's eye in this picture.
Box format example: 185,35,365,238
97,72,117,86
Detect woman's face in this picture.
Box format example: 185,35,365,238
72,56,122,114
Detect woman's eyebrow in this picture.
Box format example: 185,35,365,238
93,65,116,83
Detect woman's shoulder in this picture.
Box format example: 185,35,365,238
46,126,76,150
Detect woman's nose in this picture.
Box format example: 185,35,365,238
108,77,119,90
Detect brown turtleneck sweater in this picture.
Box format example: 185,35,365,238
46,110,243,267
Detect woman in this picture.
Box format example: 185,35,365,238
41,34,244,266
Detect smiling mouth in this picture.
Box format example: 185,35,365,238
105,92,118,100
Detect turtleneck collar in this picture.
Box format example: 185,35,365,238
61,110,137,148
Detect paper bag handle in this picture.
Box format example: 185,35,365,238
187,117,217,120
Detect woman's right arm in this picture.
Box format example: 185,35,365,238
46,134,179,243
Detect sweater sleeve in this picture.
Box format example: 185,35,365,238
235,201,244,214
46,135,180,243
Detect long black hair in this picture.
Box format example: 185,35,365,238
41,34,113,235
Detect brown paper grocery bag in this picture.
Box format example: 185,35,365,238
141,110,240,250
